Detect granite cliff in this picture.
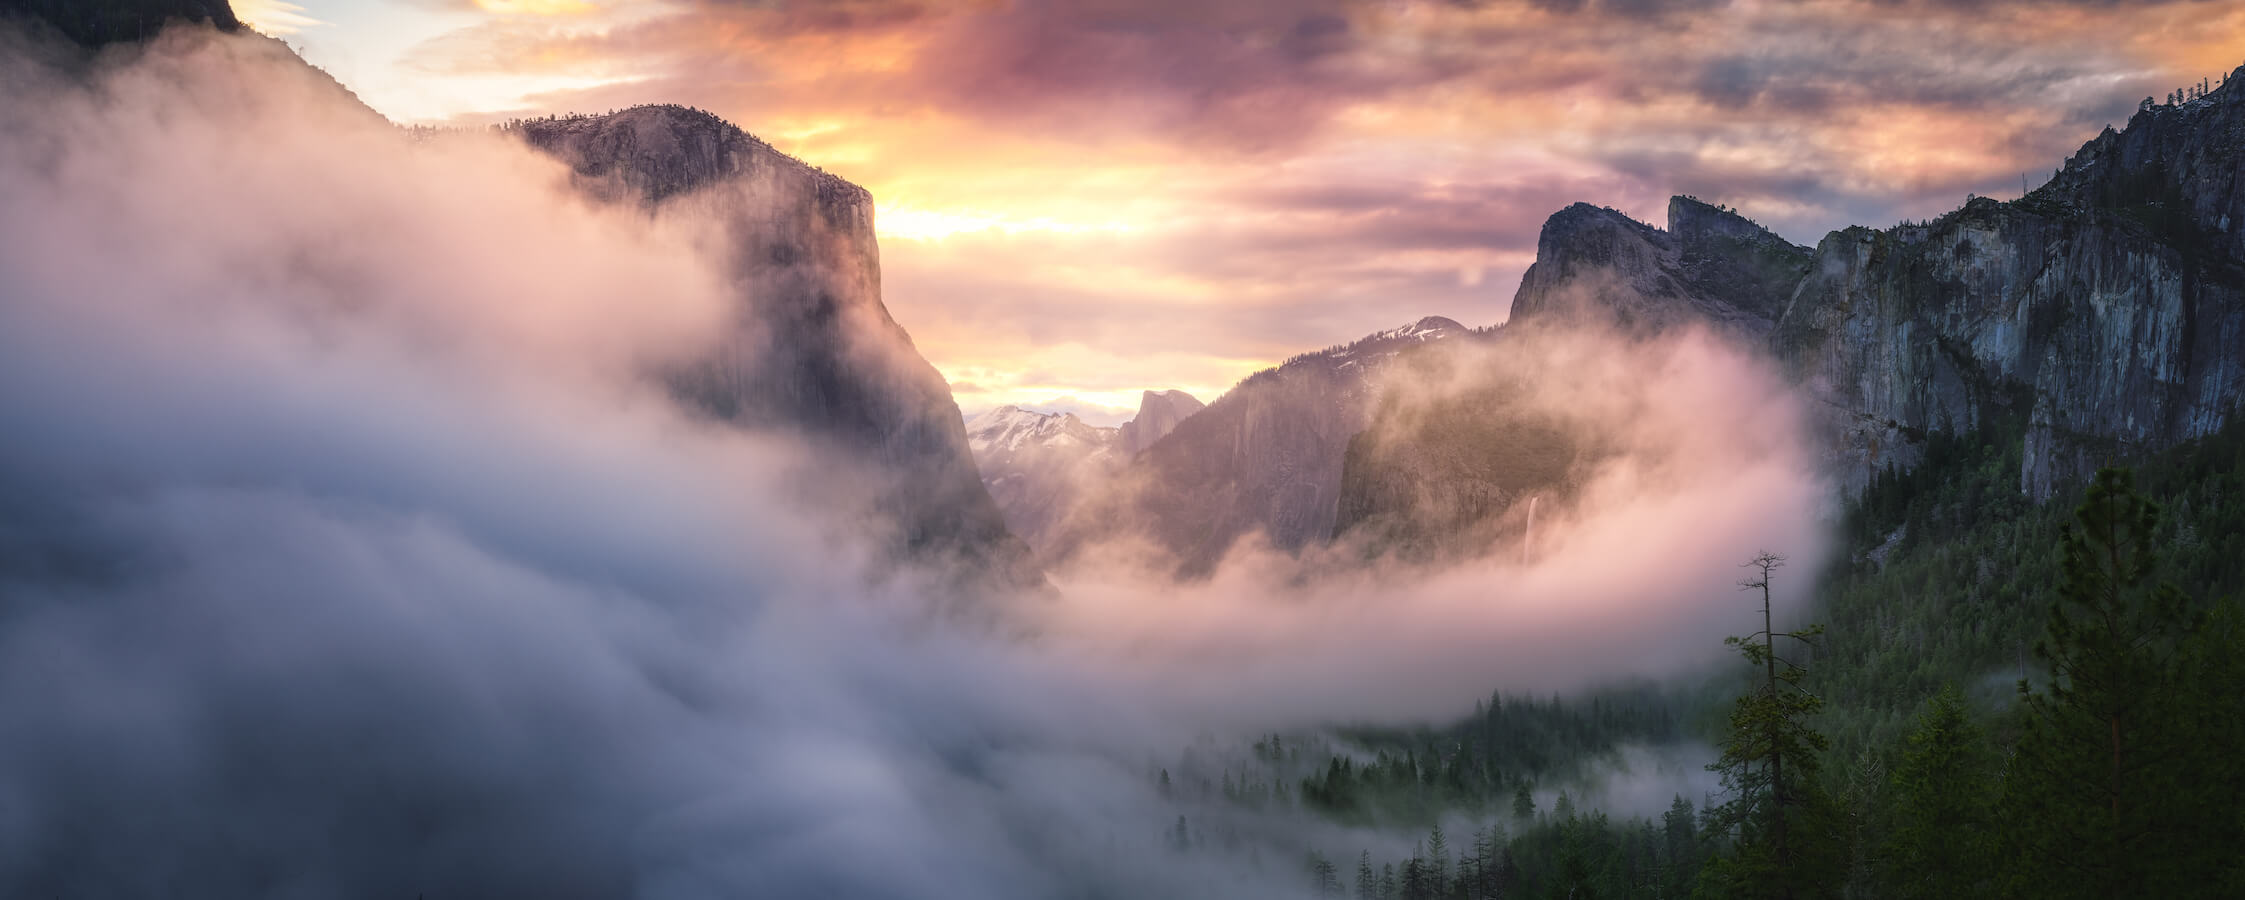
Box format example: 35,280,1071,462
512,107,1042,591
1770,73,2245,497
1504,75,2245,499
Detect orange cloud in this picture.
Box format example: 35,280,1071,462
349,0,2245,412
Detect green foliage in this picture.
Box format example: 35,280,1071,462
1884,685,1995,900
1239,419,2245,899
2000,468,2210,899
1296,684,1687,826
1809,413,2245,766
1699,553,1842,900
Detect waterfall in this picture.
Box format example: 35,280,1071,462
1523,494,1539,564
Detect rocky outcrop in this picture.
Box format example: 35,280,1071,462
1508,197,1811,339
1116,390,1205,456
513,107,1043,592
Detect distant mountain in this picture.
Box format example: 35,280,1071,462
963,388,1206,554
965,405,1120,550
512,106,1043,593
1053,316,1480,575
1117,389,1205,455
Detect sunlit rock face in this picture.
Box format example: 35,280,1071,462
1116,390,1205,456
0,0,235,46
1774,70,2245,499
1087,317,1478,575
1330,332,1592,564
515,106,1044,592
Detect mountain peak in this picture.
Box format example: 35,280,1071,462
1668,196,1800,251
966,405,1115,459
1510,197,1806,332
1119,389,1205,455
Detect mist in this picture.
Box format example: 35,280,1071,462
1030,321,1827,727
0,22,1827,898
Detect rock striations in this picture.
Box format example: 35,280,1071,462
1769,71,2245,497
1510,76,2245,498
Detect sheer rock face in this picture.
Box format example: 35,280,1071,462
1116,390,1205,456
0,0,236,47
1516,68,2245,500
1774,72,2245,498
515,106,1042,592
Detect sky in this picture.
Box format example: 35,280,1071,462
239,0,2245,424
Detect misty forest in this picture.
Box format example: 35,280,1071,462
0,1,2241,898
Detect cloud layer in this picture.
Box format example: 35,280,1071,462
0,21,1827,897
314,0,2245,411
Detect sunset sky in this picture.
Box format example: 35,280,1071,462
238,0,2245,424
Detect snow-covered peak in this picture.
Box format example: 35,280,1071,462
1370,316,1468,343
966,406,1117,457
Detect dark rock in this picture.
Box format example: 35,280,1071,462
0,0,236,47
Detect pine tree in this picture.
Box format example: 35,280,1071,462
1311,851,1343,897
1427,825,1450,890
1357,850,1378,900
2001,468,2200,899
1662,794,1700,897
1884,685,1994,900
1512,783,1535,821
1700,552,1840,899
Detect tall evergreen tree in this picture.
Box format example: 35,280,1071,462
1884,685,1994,900
1700,552,1840,899
1427,824,1450,890
1662,795,1701,897
2002,468,2201,899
